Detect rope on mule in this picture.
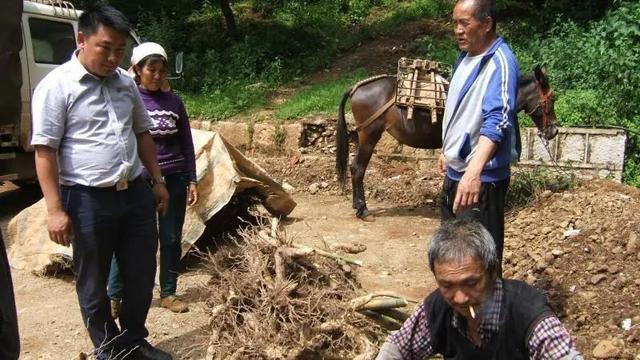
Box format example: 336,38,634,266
354,96,396,132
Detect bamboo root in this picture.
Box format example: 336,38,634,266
350,293,408,310
293,244,363,266
356,297,408,311
328,242,367,254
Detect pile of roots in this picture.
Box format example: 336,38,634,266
202,218,388,359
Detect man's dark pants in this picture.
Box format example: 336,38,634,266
0,230,20,360
61,177,157,354
441,175,510,272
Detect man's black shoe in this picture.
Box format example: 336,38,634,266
129,343,172,360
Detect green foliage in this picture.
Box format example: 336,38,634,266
275,68,368,120
509,1,640,187
410,35,458,71
178,81,269,121
506,168,579,210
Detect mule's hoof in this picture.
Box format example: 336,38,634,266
356,209,375,222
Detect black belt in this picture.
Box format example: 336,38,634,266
62,176,142,192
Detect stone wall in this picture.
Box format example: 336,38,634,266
191,119,628,181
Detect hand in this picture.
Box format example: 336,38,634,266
153,183,170,215
47,208,73,247
453,171,481,214
187,183,198,207
438,153,447,176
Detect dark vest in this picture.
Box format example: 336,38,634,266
425,279,553,360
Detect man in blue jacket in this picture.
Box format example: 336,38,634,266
438,0,519,274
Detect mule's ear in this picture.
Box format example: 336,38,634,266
533,64,543,79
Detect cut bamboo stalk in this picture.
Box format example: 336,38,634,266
359,310,403,330
376,308,410,322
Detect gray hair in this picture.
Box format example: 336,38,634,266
456,0,497,32
428,219,499,278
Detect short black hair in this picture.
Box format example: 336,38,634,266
78,4,130,37
457,0,497,32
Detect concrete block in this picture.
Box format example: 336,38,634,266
252,123,278,154
283,123,304,154
217,121,251,150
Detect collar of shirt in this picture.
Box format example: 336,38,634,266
68,50,120,82
451,278,503,345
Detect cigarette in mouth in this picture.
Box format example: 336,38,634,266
469,305,476,319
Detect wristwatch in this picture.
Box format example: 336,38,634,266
150,175,166,186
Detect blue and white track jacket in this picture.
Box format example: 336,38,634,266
442,36,520,183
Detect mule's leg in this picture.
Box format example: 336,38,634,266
350,129,383,219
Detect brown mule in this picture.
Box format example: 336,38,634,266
336,65,559,219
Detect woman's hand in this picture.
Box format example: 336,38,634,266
187,183,198,206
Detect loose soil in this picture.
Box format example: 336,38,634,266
5,149,640,359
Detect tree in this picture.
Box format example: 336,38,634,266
218,0,239,41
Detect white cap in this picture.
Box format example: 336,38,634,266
131,42,168,66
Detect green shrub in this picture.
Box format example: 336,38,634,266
507,168,578,210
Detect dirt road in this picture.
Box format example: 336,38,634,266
2,182,438,359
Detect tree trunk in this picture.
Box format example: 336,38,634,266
219,0,239,41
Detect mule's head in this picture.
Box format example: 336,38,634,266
519,65,559,140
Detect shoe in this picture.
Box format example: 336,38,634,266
110,298,121,319
160,295,189,313
129,343,172,360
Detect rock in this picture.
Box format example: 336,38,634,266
551,249,564,257
308,183,319,194
608,265,620,274
627,232,639,253
282,181,296,193
543,253,555,265
563,228,581,238
592,339,623,358
590,274,607,285
320,181,329,189
541,190,553,198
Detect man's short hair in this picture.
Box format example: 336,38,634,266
428,219,499,279
78,5,130,38
457,0,497,32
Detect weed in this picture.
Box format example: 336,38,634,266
506,167,579,210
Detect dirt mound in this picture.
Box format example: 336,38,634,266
504,181,640,359
255,150,441,210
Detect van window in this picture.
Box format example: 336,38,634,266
28,18,76,65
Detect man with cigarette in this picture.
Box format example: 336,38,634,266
376,219,583,360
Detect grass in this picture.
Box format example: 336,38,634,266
179,82,270,121
274,68,369,120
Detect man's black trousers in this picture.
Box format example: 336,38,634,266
440,176,510,270
0,230,20,360
61,177,158,355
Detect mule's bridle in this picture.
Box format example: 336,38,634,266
525,79,554,132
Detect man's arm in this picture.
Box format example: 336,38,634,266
34,145,72,246
528,316,583,360
375,302,434,360
136,131,169,215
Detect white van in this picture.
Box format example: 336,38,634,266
0,0,140,185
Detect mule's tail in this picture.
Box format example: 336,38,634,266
336,88,352,190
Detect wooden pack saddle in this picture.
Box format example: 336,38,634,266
396,58,448,123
